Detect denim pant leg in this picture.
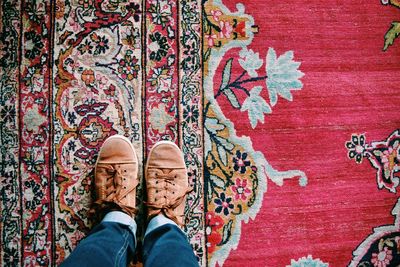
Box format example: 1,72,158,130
143,215,198,267
61,211,137,267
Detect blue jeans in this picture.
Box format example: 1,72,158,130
61,212,198,267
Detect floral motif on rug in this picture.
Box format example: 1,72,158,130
345,130,400,266
287,255,329,267
202,0,307,265
350,197,400,267
345,130,400,193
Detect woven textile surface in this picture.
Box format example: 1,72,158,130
0,0,399,266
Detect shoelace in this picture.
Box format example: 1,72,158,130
91,165,137,217
146,172,192,226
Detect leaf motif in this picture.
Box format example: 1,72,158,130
217,144,228,166
207,178,213,200
223,88,241,109
218,58,240,108
379,238,385,252
383,22,400,51
240,86,272,128
204,130,212,154
238,48,263,77
265,47,304,107
219,219,233,245
204,47,211,62
373,150,382,157
216,136,234,151
384,239,394,247
209,174,226,188
220,58,233,91
205,117,225,135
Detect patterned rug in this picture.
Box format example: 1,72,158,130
1,0,400,266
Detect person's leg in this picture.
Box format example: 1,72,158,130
143,141,198,267
61,135,140,266
143,214,198,267
61,211,137,267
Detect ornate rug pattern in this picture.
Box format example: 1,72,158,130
1,0,400,266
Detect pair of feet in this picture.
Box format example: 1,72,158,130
91,135,191,226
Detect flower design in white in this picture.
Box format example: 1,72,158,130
238,48,263,77
266,47,304,107
240,86,271,128
287,255,329,267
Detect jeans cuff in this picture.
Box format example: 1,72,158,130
102,211,137,241
144,214,184,238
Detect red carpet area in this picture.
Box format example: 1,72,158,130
0,0,399,266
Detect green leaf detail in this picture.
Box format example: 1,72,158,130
223,88,240,109
207,179,213,200
205,117,233,155
209,174,226,188
219,219,233,245
384,239,394,248
373,150,382,157
204,47,211,62
219,58,240,108
383,22,400,51
217,145,228,166
220,58,233,91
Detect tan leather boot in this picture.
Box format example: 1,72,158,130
91,135,139,218
145,141,192,226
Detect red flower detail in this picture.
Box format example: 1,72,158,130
231,178,251,201
104,84,116,97
205,212,224,254
235,21,246,37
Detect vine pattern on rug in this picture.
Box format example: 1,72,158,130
178,0,206,264
0,1,22,266
203,0,308,266
345,130,400,193
18,0,54,265
145,0,179,146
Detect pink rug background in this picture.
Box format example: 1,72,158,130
221,1,400,265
